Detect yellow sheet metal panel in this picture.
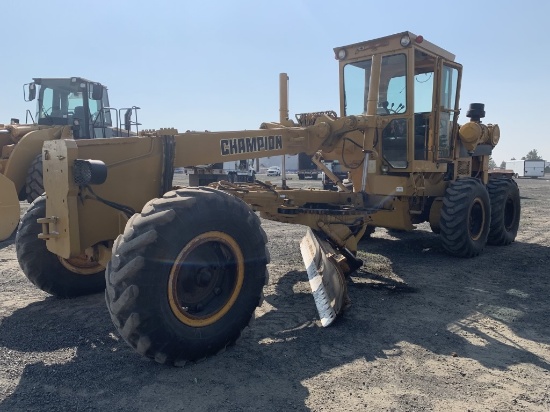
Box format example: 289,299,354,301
0,174,20,241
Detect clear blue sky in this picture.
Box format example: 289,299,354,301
2,0,549,164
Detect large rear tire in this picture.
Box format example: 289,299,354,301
25,154,44,203
105,187,269,365
439,178,490,258
487,178,520,245
16,196,106,297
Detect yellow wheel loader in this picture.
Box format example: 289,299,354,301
0,77,140,241
15,32,520,365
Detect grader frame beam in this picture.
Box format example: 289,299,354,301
40,112,384,263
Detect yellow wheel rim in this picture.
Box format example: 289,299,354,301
468,198,486,241
58,255,104,275
168,231,245,327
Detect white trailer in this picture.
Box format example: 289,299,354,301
506,160,546,178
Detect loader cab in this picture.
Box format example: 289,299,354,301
25,77,139,139
336,32,462,172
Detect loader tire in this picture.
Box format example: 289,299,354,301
439,178,490,258
25,154,44,203
16,196,106,297
105,187,269,365
487,178,520,246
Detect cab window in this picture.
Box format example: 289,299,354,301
343,59,372,115
413,50,436,160
378,54,407,115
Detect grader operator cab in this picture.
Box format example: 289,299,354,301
15,32,520,365
0,77,140,240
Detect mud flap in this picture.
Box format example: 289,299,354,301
300,228,349,327
0,174,20,241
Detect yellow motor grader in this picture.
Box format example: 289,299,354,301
15,32,520,365
0,77,140,240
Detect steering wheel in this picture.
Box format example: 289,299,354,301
41,107,53,120
380,101,391,114
91,111,102,127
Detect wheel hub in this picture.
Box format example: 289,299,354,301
58,254,104,275
468,198,486,241
168,231,245,327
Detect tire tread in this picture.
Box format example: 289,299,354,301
105,187,268,365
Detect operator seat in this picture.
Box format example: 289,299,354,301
72,106,91,139
73,106,86,120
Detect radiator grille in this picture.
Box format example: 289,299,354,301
457,160,471,176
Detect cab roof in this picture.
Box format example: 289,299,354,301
334,31,455,62
32,77,103,86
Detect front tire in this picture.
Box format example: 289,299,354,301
487,178,520,245
105,187,269,365
439,178,490,257
16,196,106,297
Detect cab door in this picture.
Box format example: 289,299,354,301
434,61,462,161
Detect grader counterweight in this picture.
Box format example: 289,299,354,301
15,31,520,365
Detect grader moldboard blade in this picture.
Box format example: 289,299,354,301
300,228,350,327
0,174,20,241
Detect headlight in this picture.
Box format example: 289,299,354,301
73,159,107,186
400,35,411,47
336,48,347,60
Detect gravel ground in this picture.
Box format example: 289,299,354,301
0,176,549,411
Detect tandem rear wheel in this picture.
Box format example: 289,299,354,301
487,178,520,245
439,178,490,258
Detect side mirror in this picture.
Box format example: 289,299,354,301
91,83,103,100
25,83,36,101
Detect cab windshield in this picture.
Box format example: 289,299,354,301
344,53,409,168
343,54,407,116
36,80,111,127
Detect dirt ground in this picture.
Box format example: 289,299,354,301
0,175,549,411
